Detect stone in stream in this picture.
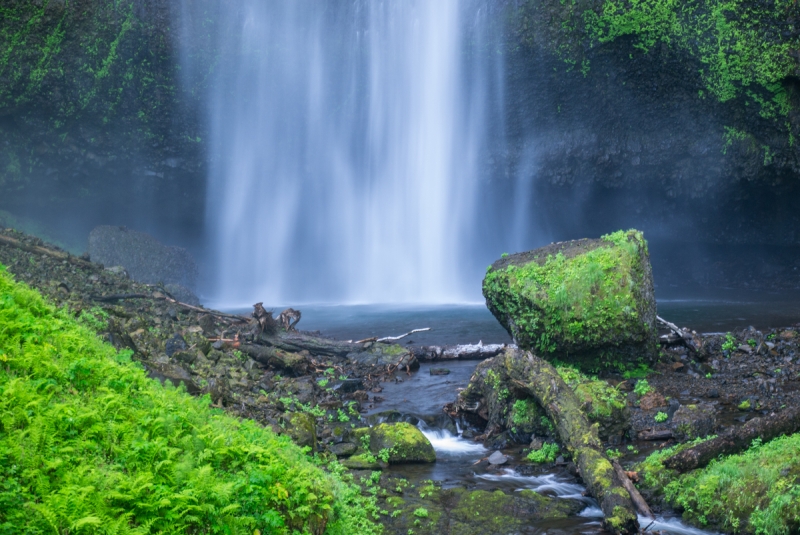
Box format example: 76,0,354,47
430,367,451,375
353,422,436,464
487,451,508,465
482,229,657,373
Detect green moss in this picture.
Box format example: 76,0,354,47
583,0,796,118
638,435,800,533
354,423,436,464
483,229,655,373
0,263,380,533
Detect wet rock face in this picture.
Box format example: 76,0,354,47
483,230,657,374
88,226,198,292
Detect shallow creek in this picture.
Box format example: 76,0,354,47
233,298,800,533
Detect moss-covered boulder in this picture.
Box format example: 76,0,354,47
374,476,582,535
285,412,317,451
483,229,657,373
354,422,436,464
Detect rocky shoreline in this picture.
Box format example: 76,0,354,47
2,227,799,534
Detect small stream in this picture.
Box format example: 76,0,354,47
365,361,717,534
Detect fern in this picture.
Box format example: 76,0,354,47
0,263,380,535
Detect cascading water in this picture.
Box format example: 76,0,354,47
182,0,503,306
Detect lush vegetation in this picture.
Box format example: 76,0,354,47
583,0,796,119
636,435,800,534
0,264,380,534
483,229,654,372
526,442,559,464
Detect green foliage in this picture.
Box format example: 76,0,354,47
511,398,541,426
483,229,651,372
635,436,714,492
654,411,668,423
606,448,623,460
747,338,757,348
660,434,800,533
738,399,751,411
622,363,652,379
76,305,110,332
527,442,560,463
634,379,652,396
582,0,797,118
0,264,380,534
722,332,738,353
412,508,429,518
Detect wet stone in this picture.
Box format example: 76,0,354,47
488,451,508,465
430,368,451,375
336,378,364,393
329,442,358,457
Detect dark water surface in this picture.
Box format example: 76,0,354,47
239,290,800,347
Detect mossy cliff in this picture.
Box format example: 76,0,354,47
483,229,657,373
499,0,800,249
0,0,212,244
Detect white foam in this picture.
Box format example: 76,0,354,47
640,516,719,535
578,506,604,518
420,428,487,457
476,469,588,500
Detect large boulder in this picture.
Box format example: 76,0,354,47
353,422,436,464
483,229,657,373
88,226,198,292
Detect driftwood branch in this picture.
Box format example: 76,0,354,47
91,293,150,301
376,328,430,343
89,291,249,323
662,405,800,473
656,315,701,352
611,460,654,519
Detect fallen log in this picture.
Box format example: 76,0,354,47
501,348,639,534
261,332,355,358
0,233,94,269
240,344,308,374
662,405,800,473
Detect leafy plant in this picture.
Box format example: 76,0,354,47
0,264,380,534
634,379,652,396
606,448,623,460
654,411,668,423
527,442,560,463
722,333,737,353
623,363,652,379
413,508,429,518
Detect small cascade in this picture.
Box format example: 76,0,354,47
418,425,487,457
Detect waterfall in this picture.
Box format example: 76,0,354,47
179,0,502,307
